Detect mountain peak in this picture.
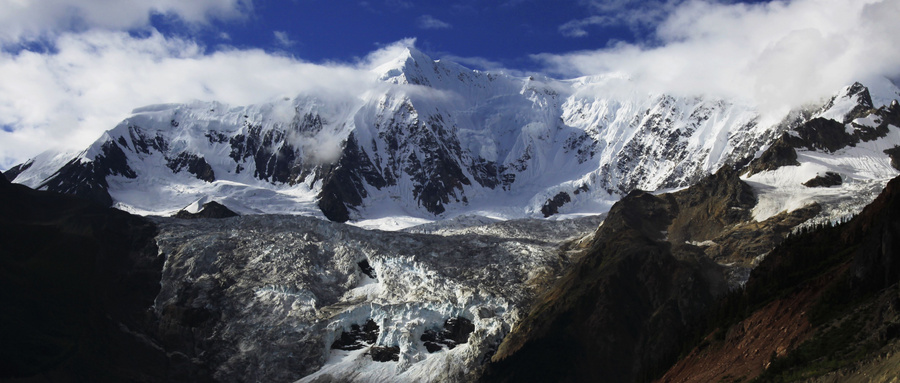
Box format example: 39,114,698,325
372,46,438,84
402,46,432,63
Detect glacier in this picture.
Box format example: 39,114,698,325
151,214,601,382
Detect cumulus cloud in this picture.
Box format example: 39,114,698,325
0,31,416,169
0,0,252,43
5,0,899,172
541,0,900,118
417,15,452,30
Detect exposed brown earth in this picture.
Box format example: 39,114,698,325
657,271,835,383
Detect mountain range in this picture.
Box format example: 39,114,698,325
5,48,900,383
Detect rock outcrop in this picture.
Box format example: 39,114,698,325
173,201,239,219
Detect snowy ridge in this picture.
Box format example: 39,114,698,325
9,48,900,227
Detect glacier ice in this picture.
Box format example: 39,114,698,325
151,214,602,382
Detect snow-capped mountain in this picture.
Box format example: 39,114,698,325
7,77,900,381
6,48,900,227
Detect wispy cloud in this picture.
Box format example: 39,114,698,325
3,0,899,173
560,0,684,38
273,30,295,47
361,37,417,69
439,54,526,76
559,16,609,38
417,15,452,30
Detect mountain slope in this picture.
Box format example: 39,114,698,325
0,170,168,381
659,172,900,382
477,165,818,382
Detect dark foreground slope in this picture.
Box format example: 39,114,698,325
0,176,181,381
480,170,900,383
479,167,819,382
660,174,900,382
480,192,726,383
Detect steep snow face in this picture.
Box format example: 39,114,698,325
151,214,601,382
9,48,900,225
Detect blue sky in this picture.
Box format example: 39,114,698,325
1,0,899,169
149,1,641,71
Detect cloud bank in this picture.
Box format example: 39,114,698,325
542,0,900,118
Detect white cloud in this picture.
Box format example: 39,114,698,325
0,30,414,169
540,0,900,118
0,0,252,43
417,15,452,30
273,30,295,47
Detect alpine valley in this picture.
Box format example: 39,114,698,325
5,48,900,382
